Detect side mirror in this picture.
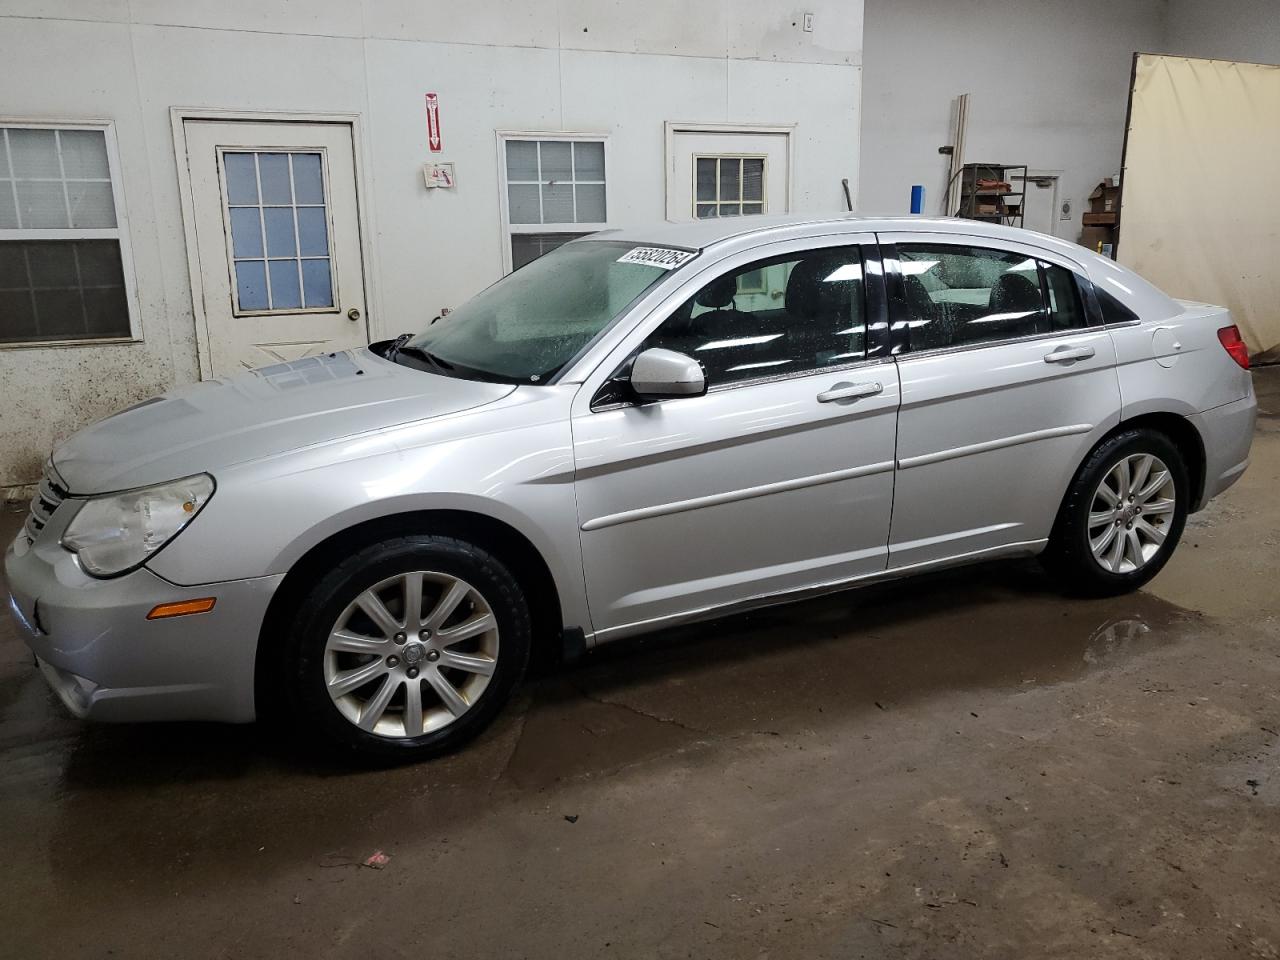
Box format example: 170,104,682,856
628,348,707,401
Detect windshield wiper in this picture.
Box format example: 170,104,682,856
397,344,454,373
381,334,525,384
384,332,412,362
385,334,455,375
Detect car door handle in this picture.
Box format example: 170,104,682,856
1043,344,1095,363
817,381,883,403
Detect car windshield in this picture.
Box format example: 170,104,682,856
401,240,684,383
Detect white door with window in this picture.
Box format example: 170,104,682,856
182,120,368,376
665,126,790,222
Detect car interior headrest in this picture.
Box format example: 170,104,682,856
988,272,1041,313
695,274,737,309
785,256,853,319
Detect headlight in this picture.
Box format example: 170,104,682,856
62,474,215,577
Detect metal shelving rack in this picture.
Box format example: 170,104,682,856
949,162,1027,227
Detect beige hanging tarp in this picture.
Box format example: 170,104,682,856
1119,53,1280,359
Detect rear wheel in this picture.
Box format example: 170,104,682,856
284,535,530,762
1044,428,1189,596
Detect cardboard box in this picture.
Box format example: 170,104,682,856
1079,225,1113,254
1088,181,1121,214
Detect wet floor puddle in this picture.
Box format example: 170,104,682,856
1,553,1199,898
503,560,1196,786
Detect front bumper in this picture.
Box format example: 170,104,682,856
4,526,281,723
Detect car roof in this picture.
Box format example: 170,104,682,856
590,212,1072,253
582,212,1181,321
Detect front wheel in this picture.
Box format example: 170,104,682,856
1043,428,1189,596
283,535,531,762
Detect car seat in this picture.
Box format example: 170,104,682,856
954,271,1043,342
902,273,952,350
649,270,755,368
785,256,852,321
690,274,754,338
785,255,863,361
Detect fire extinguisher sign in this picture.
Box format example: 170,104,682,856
425,93,443,153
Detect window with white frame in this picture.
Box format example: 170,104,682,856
221,149,335,314
501,135,607,271
0,123,134,345
694,155,766,218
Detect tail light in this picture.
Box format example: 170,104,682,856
1217,325,1250,369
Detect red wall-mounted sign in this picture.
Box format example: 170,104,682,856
425,93,443,153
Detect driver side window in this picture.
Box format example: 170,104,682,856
641,246,867,388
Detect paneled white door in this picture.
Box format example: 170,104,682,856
1018,174,1059,236
183,120,368,376
665,128,789,222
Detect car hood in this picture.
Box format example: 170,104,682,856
53,349,515,493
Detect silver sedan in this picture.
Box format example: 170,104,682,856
5,215,1256,761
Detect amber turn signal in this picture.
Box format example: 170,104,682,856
146,598,216,620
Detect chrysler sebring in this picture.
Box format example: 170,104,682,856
5,215,1256,760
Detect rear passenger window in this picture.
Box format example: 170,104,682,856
897,244,1046,350
642,246,866,387
895,245,1092,349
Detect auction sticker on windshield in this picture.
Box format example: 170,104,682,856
616,247,697,269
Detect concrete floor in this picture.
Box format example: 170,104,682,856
2,368,1279,959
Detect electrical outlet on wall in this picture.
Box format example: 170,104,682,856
802,12,814,31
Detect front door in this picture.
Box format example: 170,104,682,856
182,119,368,376
666,125,790,222
881,232,1122,567
572,237,898,639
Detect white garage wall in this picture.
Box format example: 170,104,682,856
1163,0,1280,65
859,0,1164,238
0,1,863,492
365,40,863,328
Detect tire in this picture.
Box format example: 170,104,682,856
1043,427,1189,596
282,535,531,763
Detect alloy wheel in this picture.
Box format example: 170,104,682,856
323,571,499,738
1087,453,1177,574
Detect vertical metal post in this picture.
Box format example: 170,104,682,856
946,93,970,216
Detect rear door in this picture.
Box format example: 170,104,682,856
880,231,1122,567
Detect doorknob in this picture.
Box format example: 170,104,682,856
1043,344,1095,363
817,381,883,403
347,307,362,322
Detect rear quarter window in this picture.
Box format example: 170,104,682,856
1093,283,1141,325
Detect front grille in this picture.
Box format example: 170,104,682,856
23,462,69,545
